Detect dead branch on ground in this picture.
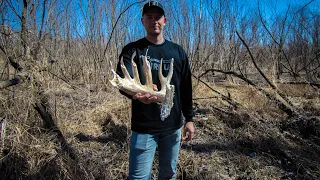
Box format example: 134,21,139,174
0,44,80,162
192,73,239,109
236,30,299,117
198,68,296,116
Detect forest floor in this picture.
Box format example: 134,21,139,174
1,76,320,180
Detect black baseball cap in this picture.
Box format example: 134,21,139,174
142,1,165,16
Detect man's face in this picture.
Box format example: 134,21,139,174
141,8,166,36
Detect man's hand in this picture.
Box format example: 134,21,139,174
132,84,158,104
183,122,195,141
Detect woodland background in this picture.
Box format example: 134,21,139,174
0,0,320,179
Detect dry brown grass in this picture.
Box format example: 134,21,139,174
1,74,320,179
176,80,320,179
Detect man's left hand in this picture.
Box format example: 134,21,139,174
183,122,195,141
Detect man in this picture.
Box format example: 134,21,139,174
116,1,194,179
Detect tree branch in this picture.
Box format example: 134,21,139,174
192,73,239,108
103,0,147,57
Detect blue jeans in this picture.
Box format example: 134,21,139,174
128,128,182,180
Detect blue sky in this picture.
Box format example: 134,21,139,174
241,0,320,15
3,0,320,37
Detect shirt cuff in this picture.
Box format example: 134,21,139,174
185,118,194,123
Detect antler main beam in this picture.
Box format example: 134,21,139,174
109,52,175,120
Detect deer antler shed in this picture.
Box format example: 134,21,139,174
109,52,175,121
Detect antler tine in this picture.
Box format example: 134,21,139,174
158,58,174,92
120,56,132,80
142,55,153,89
158,58,166,91
166,58,174,83
131,52,141,85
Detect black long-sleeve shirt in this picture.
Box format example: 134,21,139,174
116,38,193,133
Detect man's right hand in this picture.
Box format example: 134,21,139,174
133,93,158,104
132,84,158,104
